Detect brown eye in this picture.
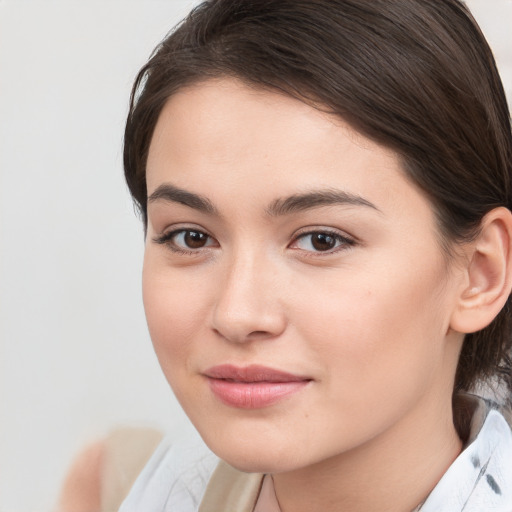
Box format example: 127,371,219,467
183,230,209,249
310,233,337,251
292,230,354,253
154,228,217,252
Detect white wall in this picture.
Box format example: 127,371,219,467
0,1,510,511
0,3,197,511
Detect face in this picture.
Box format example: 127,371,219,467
143,78,464,473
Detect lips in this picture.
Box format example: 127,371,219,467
203,364,311,409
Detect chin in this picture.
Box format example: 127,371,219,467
199,428,309,474
217,449,300,474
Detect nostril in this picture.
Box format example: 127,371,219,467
249,330,270,337
246,330,274,340
212,327,277,344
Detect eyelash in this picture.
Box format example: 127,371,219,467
153,228,356,256
153,228,217,256
291,229,355,255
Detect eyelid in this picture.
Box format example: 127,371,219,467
289,227,356,254
152,225,218,254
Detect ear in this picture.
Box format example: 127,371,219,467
450,207,512,334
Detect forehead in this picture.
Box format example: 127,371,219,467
148,80,395,183
145,78,434,228
148,79,359,166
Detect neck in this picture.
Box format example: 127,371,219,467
272,393,462,512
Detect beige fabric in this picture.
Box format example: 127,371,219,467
199,461,264,512
101,427,164,512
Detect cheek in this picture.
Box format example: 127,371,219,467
142,257,207,368
290,256,450,394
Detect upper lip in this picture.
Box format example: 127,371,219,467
203,364,311,383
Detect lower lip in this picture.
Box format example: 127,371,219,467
207,378,310,409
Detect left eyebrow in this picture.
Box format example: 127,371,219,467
266,189,380,217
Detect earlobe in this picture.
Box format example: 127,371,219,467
450,207,512,334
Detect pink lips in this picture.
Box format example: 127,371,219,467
204,364,311,409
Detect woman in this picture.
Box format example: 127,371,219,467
120,0,512,510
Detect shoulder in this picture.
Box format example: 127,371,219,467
119,431,219,512
56,427,164,512
55,440,103,512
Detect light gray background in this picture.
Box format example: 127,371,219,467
0,1,511,511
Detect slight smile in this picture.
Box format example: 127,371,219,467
203,364,312,409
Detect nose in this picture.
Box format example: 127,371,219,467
211,252,287,343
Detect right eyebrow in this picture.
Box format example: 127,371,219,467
147,183,218,215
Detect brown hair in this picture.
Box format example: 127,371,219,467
124,0,512,397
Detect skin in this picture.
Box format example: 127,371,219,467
143,78,467,511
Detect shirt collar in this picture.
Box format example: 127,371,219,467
418,394,512,511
